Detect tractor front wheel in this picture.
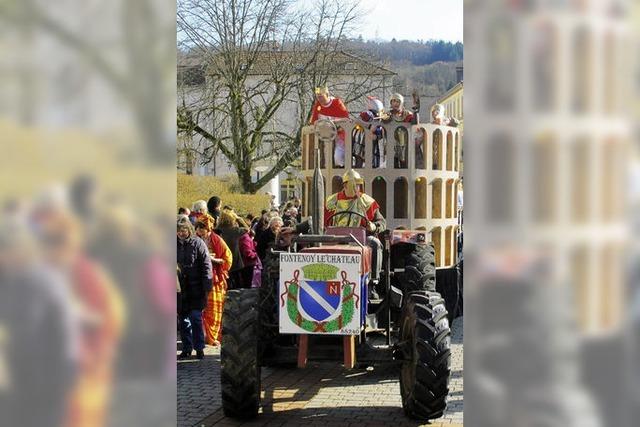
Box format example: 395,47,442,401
220,289,261,419
399,291,451,420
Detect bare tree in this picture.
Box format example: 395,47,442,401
177,0,390,193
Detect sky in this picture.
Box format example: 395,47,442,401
354,0,463,42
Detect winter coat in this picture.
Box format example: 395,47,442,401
217,227,246,273
257,228,277,261
177,236,213,311
238,232,258,267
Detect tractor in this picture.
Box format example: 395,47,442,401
220,115,461,421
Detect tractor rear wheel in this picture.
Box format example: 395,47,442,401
220,289,261,419
399,291,451,420
391,242,436,293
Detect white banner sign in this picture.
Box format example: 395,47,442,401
279,252,362,335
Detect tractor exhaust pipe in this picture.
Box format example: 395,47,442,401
311,148,325,235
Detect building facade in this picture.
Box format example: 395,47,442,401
177,51,396,206
437,81,464,131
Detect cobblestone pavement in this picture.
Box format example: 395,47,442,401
178,317,463,427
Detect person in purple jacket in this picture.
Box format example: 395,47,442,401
177,215,212,360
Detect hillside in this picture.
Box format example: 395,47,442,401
345,38,462,98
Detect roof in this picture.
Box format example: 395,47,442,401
178,49,396,77
177,49,208,67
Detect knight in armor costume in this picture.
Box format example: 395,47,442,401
325,170,385,291
324,170,385,233
385,93,414,123
351,125,366,168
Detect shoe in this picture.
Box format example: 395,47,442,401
196,350,205,360
178,350,192,360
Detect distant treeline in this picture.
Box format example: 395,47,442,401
342,38,462,98
392,61,460,100
346,38,463,66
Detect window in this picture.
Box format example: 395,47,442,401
446,131,454,170
454,132,460,172
446,179,454,218
308,134,316,169
445,226,453,266
432,179,442,219
332,126,345,169
372,177,387,218
432,129,443,170
352,125,366,168
331,176,342,194
415,128,427,169
415,177,427,218
394,178,408,219
372,126,387,169
394,127,409,169
431,227,442,267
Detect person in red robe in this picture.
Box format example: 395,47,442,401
194,216,232,346
310,86,350,167
310,86,350,124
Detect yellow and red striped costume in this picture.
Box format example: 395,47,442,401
202,232,232,345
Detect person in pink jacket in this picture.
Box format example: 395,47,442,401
217,209,259,289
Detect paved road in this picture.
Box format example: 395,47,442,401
178,317,463,427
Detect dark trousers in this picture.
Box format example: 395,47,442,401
179,309,205,352
229,265,254,289
367,236,382,281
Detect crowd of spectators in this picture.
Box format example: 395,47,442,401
176,195,303,359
